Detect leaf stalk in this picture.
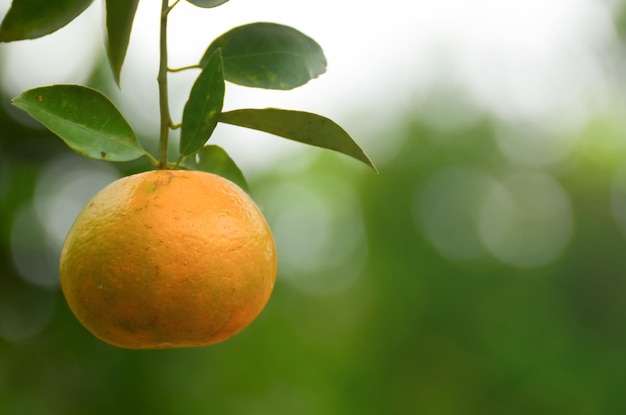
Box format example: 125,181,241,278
168,64,201,73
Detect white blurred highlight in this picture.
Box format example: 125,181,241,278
415,166,496,261
257,175,368,296
0,0,616,172
10,155,120,288
478,173,574,269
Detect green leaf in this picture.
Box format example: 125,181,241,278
180,145,249,192
105,0,140,86
219,109,377,172
200,22,326,90
180,49,225,157
186,0,229,8
0,0,94,42
11,85,146,162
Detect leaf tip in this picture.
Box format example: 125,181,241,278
112,74,122,89
351,148,378,173
364,158,379,174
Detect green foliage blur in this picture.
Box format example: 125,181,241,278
4,7,626,415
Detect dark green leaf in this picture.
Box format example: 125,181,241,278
180,145,249,192
11,85,145,162
180,49,225,157
200,22,326,90
0,0,94,42
105,0,139,86
220,109,377,171
186,0,229,8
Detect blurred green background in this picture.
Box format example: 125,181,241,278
4,1,626,414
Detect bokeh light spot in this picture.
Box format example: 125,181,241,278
414,165,496,261
478,173,574,269
495,122,578,167
10,204,60,287
33,155,121,250
10,155,120,287
257,175,367,296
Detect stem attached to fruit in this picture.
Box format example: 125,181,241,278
157,0,177,169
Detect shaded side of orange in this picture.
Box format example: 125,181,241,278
60,170,277,349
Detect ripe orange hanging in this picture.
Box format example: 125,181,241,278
60,169,277,349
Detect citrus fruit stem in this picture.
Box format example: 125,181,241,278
157,0,178,169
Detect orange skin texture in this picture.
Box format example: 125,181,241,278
60,170,277,349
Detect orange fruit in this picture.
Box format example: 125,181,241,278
59,170,277,349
